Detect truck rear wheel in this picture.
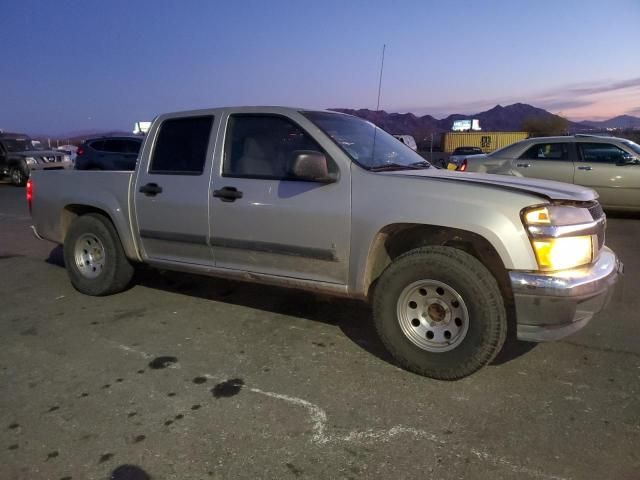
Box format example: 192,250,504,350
373,246,507,380
63,213,134,296
9,165,28,186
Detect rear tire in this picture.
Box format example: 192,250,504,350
63,214,134,296
373,246,507,380
9,165,28,186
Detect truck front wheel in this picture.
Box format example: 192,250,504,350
63,214,134,296
373,246,507,380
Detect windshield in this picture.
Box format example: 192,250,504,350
3,137,34,152
303,112,431,170
623,140,640,155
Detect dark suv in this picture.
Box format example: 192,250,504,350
0,132,72,186
75,136,143,170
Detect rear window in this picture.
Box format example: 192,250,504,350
149,116,214,174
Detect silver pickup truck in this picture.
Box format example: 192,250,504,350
29,107,622,380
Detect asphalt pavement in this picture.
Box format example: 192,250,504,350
0,183,638,480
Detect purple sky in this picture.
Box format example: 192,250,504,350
1,0,639,134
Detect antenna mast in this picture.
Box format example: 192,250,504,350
376,44,386,111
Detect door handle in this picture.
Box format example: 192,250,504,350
516,163,531,168
213,186,243,202
577,166,593,171
139,182,163,196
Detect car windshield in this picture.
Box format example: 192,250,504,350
303,111,431,170
622,140,640,155
3,137,34,152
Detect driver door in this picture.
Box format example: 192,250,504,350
209,112,351,284
575,142,640,209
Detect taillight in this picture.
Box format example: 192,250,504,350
26,178,33,214
76,146,85,156
458,159,468,172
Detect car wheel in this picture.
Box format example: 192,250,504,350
373,246,507,380
63,213,134,296
9,165,28,186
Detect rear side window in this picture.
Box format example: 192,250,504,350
149,116,214,174
579,143,628,163
102,139,126,153
89,140,106,151
520,143,569,160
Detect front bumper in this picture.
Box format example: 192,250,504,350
509,247,622,342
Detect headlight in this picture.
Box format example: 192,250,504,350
532,236,594,270
522,205,601,271
25,157,37,165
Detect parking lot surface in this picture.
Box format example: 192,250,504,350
1,184,638,480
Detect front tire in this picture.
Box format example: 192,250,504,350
63,214,134,296
373,246,507,380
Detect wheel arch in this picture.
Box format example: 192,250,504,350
60,204,139,261
361,223,513,302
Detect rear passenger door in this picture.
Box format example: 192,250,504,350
209,112,351,284
134,115,217,265
510,142,574,183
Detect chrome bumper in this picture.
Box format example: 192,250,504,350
509,247,622,342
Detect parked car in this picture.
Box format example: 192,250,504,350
29,107,621,380
462,135,640,211
0,132,72,186
75,136,143,170
392,134,418,151
57,144,78,164
447,146,483,169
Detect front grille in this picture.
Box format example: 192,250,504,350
38,155,63,163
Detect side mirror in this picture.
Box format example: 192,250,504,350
617,153,640,166
289,150,337,182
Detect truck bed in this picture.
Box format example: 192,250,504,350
30,170,139,259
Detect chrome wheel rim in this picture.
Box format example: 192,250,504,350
74,233,106,279
11,168,23,184
396,280,469,352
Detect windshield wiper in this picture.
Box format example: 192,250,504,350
408,160,432,168
369,163,424,172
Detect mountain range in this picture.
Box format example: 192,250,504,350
30,103,640,141
330,103,640,139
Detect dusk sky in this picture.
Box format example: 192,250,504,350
1,0,639,134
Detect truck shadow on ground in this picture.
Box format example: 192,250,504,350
46,245,535,372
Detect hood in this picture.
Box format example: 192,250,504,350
381,168,597,202
10,149,65,158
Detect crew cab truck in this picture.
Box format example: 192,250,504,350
29,107,622,380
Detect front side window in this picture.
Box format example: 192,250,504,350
149,116,213,174
223,114,333,179
303,111,430,170
125,139,142,153
3,137,33,152
520,143,569,160
579,143,628,163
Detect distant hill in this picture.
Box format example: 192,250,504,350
579,115,640,130
331,103,589,141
